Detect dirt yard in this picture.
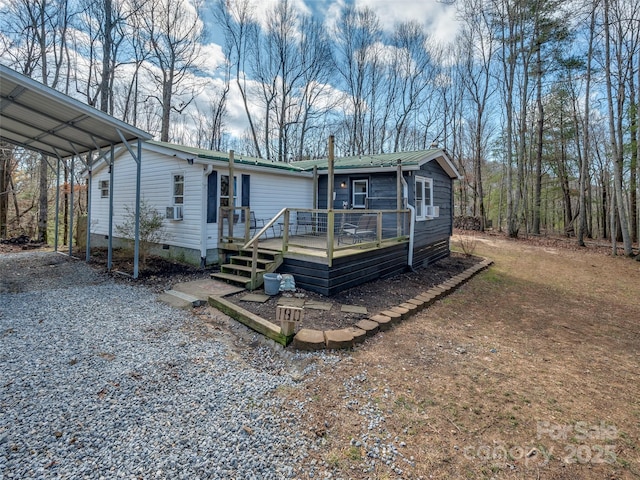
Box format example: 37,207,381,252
8,235,638,478
226,253,479,331
281,233,640,479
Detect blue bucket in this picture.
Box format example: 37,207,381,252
263,273,281,295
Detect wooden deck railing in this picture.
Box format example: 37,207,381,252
219,207,411,287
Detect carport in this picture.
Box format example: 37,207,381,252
0,64,153,277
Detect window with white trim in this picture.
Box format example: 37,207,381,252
415,176,435,220
352,179,368,208
172,173,184,205
100,180,109,198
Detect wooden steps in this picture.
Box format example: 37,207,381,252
211,247,283,290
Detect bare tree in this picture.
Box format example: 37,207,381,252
333,5,382,155
603,0,634,255
578,0,598,246
389,21,435,153
292,16,336,161
458,0,495,229
214,0,262,157
138,0,205,142
0,144,13,238
0,0,72,243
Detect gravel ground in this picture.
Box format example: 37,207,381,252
0,251,338,480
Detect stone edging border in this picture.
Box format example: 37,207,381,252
291,257,494,350
208,257,493,349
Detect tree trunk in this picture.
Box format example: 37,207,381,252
578,2,596,247
603,0,633,255
37,154,48,243
0,145,9,238
100,0,113,113
532,21,543,235
160,73,173,142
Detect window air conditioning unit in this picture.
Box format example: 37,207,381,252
166,205,183,221
425,206,440,218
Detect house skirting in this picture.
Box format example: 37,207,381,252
88,234,219,266
413,238,450,267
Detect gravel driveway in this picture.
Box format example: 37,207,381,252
0,252,315,479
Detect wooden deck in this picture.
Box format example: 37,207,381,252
216,207,447,296
256,234,409,265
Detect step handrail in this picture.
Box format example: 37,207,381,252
242,207,287,250
242,208,287,291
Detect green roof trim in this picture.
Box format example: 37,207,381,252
148,141,460,178
293,149,442,170
148,140,307,172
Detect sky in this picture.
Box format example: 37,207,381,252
0,0,461,147
196,0,461,143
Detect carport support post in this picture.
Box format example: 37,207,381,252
85,156,92,262
108,145,114,271
54,156,61,252
133,139,141,279
68,156,75,256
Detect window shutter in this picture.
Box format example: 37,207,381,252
207,171,217,223
241,174,250,221
241,174,250,207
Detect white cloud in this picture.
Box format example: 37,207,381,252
224,0,312,30
354,0,460,45
199,42,227,73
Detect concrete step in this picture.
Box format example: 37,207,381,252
158,289,202,309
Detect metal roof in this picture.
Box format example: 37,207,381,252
294,149,461,179
148,141,308,172
0,64,152,158
148,141,461,179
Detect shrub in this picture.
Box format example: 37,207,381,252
457,233,478,257
115,198,166,268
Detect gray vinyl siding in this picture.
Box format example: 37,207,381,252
409,160,453,251
317,173,397,210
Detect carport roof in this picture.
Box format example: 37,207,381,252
0,64,152,159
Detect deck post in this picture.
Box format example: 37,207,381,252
312,166,318,234
327,136,335,266
243,206,250,241
282,209,290,252
327,211,335,266
396,159,403,236
250,240,258,290
228,150,234,241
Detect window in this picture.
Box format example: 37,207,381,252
172,174,184,205
100,180,109,198
415,176,435,220
352,179,368,208
220,175,237,208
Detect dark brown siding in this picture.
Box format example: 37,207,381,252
280,243,409,296
412,238,450,267
280,235,451,296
